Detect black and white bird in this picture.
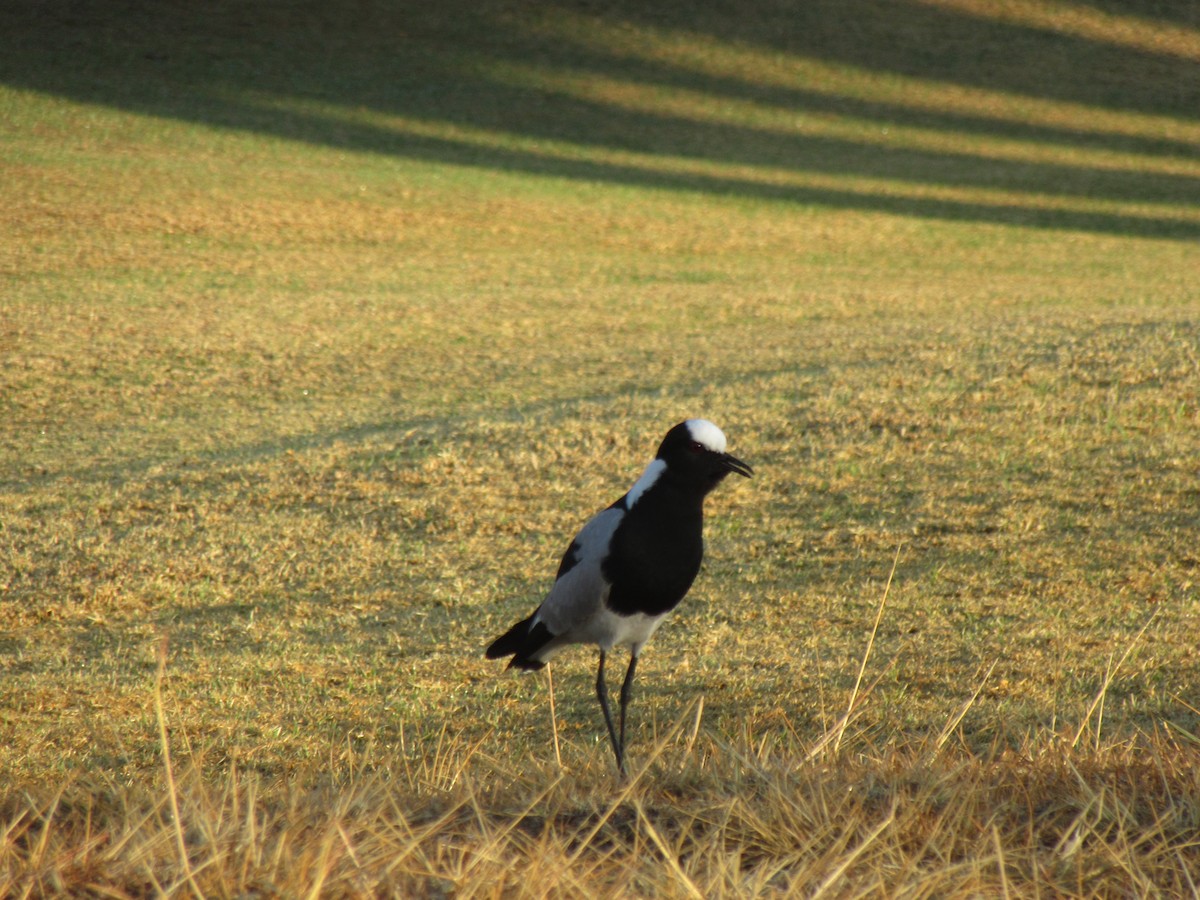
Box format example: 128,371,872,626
485,418,752,774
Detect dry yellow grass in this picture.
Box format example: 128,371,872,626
2,0,1199,894
6,665,1200,896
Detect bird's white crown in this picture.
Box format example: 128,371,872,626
685,419,727,453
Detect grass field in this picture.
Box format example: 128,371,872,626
3,0,1200,894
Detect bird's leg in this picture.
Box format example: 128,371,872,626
618,652,639,769
595,650,624,774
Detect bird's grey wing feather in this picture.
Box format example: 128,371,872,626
535,506,623,636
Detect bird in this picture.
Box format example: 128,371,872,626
485,418,752,774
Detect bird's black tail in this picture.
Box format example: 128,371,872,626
485,614,533,659
485,613,552,670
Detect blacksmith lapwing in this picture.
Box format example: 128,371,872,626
485,418,752,774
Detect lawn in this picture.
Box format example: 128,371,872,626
2,0,1199,894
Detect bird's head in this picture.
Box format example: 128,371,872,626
656,419,753,492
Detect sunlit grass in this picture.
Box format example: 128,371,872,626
2,0,1199,893
527,6,1200,145
913,0,1200,61
481,60,1200,178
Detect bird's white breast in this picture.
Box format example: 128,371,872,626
582,605,669,654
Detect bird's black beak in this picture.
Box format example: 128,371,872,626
721,453,753,478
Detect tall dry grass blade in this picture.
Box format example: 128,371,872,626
934,660,997,752
1170,693,1200,719
566,698,701,863
1165,722,1200,749
809,803,897,900
814,639,829,732
382,792,476,880
336,821,363,872
993,824,1012,900
1095,653,1114,752
633,799,704,900
166,857,221,896
102,793,169,863
546,664,563,770
834,543,901,754
459,772,565,882
303,827,339,900
806,656,899,762
141,861,167,897
1071,609,1159,749
1051,788,1100,862
154,634,202,900
1178,849,1198,896
10,790,64,897
680,695,705,770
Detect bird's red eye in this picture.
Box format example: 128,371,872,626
688,441,705,453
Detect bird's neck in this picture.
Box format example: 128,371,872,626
635,474,707,523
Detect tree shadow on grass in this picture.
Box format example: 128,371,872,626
1,0,1197,238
